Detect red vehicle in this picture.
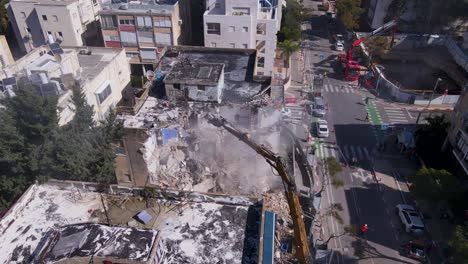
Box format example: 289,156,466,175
340,20,397,82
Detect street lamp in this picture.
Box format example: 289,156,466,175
416,77,442,124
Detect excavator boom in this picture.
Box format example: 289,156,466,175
205,113,312,264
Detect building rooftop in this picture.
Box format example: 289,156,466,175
164,62,224,86
73,47,122,83
42,223,158,262
100,0,178,14
0,183,261,264
156,46,267,103
0,184,103,263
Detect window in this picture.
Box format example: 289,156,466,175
138,31,153,42
96,84,112,104
42,15,47,21
230,43,235,48
26,28,31,32
154,32,172,45
257,23,266,35
119,19,135,25
126,52,139,58
207,23,220,34
242,44,248,49
137,16,152,28
153,17,172,27
257,57,265,67
20,12,26,18
103,35,120,41
173,83,181,90
232,7,250,15
242,26,248,32
92,0,98,5
197,85,205,91
52,15,58,22
211,42,216,47
47,31,52,35
228,26,235,32
57,32,63,37
120,31,137,46
140,47,157,61
101,16,117,29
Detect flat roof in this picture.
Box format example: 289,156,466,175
0,183,260,264
100,0,178,14
0,184,104,263
164,62,224,86
43,223,158,262
10,0,78,6
71,47,122,82
156,46,267,103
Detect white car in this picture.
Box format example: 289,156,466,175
396,204,425,235
316,119,329,138
335,34,344,44
281,107,292,117
334,42,344,51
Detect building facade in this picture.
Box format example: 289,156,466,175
0,45,131,125
7,0,101,54
203,0,282,77
0,35,15,68
446,88,468,177
99,0,190,65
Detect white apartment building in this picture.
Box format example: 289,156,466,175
203,0,282,77
0,45,131,125
0,35,15,68
7,0,101,54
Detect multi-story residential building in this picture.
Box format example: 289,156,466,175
203,0,282,77
7,0,101,55
446,88,468,177
0,35,15,68
98,0,191,67
0,45,131,125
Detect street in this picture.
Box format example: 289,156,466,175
283,3,429,263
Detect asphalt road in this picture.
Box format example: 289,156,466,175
295,3,422,263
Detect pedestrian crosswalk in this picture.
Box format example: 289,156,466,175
314,143,372,163
383,107,409,124
283,104,305,123
322,84,357,94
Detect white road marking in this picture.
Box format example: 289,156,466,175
344,87,350,93
350,145,357,160
392,171,407,204
343,145,350,160
406,108,414,119
356,146,364,160
363,148,371,160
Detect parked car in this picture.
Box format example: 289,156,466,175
316,119,329,138
335,34,344,44
281,107,292,117
396,204,425,235
313,97,327,117
334,42,344,51
401,240,428,261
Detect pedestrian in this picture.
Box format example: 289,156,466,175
360,224,368,235
364,97,369,105
365,113,369,121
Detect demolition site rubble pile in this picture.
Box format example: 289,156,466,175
119,97,285,197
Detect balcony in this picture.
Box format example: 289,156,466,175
453,129,468,175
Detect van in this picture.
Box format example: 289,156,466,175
313,97,326,117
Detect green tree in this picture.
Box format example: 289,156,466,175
278,40,300,77
336,0,364,30
69,86,95,131
278,0,304,41
448,225,468,263
0,85,58,210
409,166,463,203
364,36,390,59
0,0,9,34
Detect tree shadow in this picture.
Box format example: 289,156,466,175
351,238,415,264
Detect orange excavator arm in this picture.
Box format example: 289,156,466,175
205,113,312,264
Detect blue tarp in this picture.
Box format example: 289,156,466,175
162,128,178,145
136,210,152,224
262,211,276,264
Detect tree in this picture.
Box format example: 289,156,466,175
278,39,300,78
409,166,463,203
364,36,390,59
69,86,95,131
336,0,364,30
278,0,304,42
415,114,450,167
0,0,8,34
448,225,468,263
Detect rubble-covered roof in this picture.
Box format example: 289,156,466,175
0,184,103,264
43,223,158,262
164,62,224,86
156,47,268,103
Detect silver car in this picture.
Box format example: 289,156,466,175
396,204,425,235
313,97,327,117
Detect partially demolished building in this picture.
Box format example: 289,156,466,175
115,46,285,197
